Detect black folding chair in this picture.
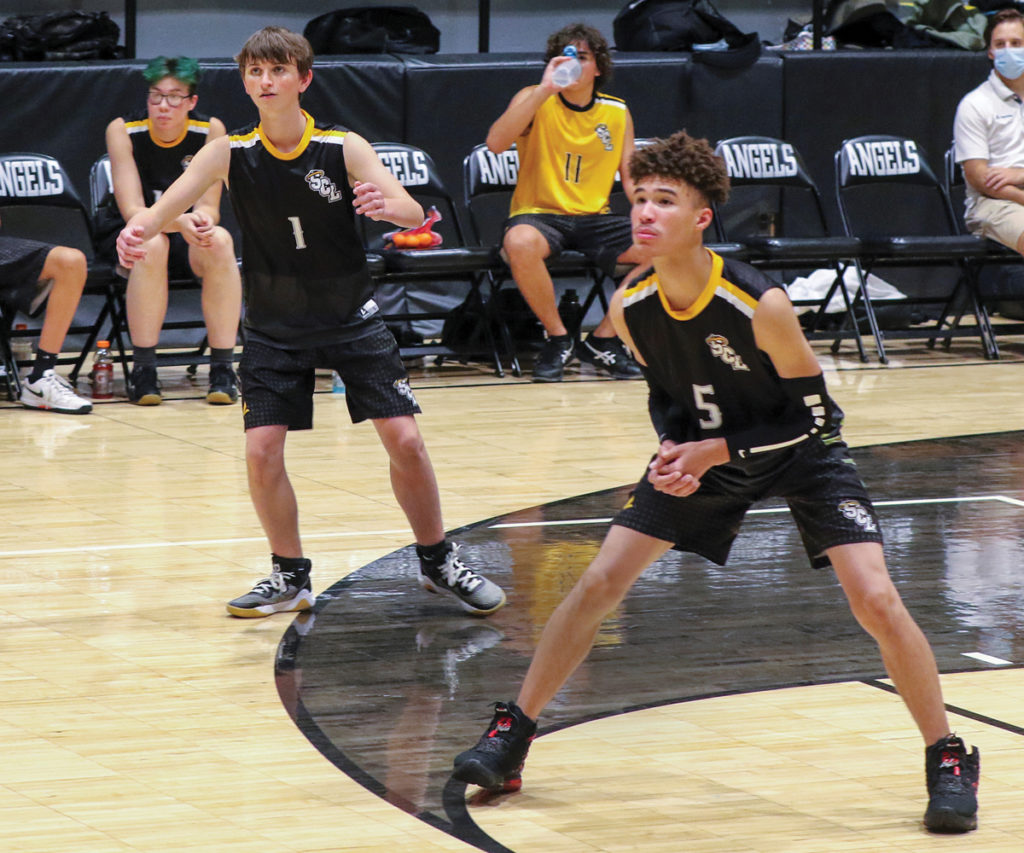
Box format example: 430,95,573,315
714,135,875,362
0,151,127,398
835,135,997,360
369,141,509,376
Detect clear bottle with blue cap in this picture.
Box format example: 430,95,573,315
552,45,581,88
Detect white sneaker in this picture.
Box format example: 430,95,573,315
20,369,93,414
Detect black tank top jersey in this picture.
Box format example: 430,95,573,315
227,113,374,347
124,110,211,204
623,251,828,454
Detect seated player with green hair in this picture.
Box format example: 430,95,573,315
104,56,242,406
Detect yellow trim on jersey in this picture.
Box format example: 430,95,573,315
623,251,759,321
257,110,318,161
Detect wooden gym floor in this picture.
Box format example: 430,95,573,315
1,334,1023,852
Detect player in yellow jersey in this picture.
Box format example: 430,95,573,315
487,23,645,382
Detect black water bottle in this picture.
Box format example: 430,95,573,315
558,288,582,342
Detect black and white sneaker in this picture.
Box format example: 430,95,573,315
207,364,239,405
128,365,162,406
418,542,506,616
453,701,537,792
532,335,574,383
226,560,315,618
20,369,92,414
576,334,642,379
924,734,979,833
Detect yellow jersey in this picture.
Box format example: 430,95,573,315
510,91,629,217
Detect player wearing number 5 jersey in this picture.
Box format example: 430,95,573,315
116,26,506,621
453,131,979,835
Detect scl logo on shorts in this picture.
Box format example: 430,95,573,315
838,499,877,532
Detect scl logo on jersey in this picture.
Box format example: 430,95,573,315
180,154,194,172
838,500,878,533
305,169,342,203
705,334,749,371
595,123,614,152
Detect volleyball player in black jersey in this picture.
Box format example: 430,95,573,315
453,131,979,833
116,27,505,619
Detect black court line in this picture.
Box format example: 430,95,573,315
864,677,1024,737
275,431,1024,852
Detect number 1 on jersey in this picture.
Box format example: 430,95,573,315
288,216,307,250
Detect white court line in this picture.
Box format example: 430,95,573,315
4,496,1020,558
488,494,1024,530
0,528,414,559
962,652,1015,666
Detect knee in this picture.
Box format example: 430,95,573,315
575,565,630,615
502,227,546,265
246,436,284,476
47,246,87,287
848,582,907,639
386,428,428,467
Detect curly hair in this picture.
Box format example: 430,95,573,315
236,26,314,78
546,23,613,84
629,131,730,206
142,56,201,94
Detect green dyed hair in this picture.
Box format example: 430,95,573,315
142,56,201,94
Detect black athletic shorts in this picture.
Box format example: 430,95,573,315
0,236,52,316
238,318,421,431
504,212,633,277
613,437,883,569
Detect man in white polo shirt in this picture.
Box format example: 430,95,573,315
954,7,1024,254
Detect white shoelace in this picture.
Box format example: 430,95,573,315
438,544,483,593
31,370,89,406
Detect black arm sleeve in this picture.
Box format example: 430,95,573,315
725,373,841,461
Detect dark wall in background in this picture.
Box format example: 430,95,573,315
0,49,992,225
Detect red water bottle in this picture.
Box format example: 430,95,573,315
92,339,113,399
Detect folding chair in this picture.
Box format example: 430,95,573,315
835,134,998,360
0,152,128,398
942,146,1024,356
368,141,509,376
461,142,630,352
713,135,876,362
88,154,222,382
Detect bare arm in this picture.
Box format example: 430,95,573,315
105,118,148,223
752,286,823,378
962,158,1024,204
618,108,637,202
342,131,423,229
116,135,230,267
190,117,228,225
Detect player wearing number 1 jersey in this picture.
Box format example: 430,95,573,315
116,26,506,620
453,131,979,835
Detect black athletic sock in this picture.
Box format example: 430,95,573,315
28,349,57,383
210,347,234,367
416,540,449,566
272,554,311,579
132,345,157,369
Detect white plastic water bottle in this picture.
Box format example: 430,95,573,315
552,45,581,88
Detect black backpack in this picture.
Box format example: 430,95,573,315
613,0,761,67
304,6,440,55
0,11,121,61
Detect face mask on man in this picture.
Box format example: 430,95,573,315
994,46,1024,80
